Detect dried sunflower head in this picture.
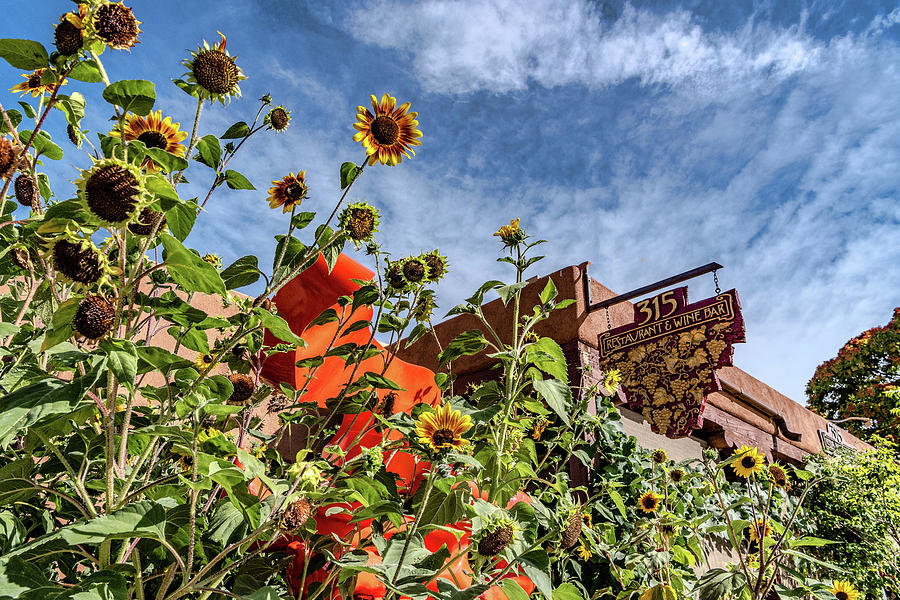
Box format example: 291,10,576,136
73,295,116,340
91,1,141,50
266,106,291,132
76,159,144,226
54,7,86,56
339,201,380,246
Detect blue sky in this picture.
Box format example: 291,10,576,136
4,0,899,403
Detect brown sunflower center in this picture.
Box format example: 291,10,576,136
202,355,214,364
85,164,140,223
403,259,426,283
741,456,756,469
836,593,848,600
431,428,457,448
347,208,375,240
643,497,658,510
53,239,102,284
270,108,290,131
387,263,405,289
55,17,84,55
371,115,400,146
193,49,240,95
137,130,168,149
424,254,445,278
95,3,140,49
284,182,306,201
28,73,42,88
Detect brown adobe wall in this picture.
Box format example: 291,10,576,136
395,262,870,462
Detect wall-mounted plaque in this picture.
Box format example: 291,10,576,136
598,287,746,438
818,422,856,454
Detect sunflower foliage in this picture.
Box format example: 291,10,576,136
0,3,615,600
800,439,900,596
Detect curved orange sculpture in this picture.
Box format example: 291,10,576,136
260,253,532,600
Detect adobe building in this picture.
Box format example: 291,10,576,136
394,262,869,463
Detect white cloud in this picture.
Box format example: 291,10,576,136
345,0,821,95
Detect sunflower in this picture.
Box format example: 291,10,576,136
338,201,380,245
54,6,87,56
768,462,790,489
638,491,661,514
182,32,246,103
650,449,668,465
353,93,422,166
415,403,472,453
194,353,218,371
421,250,448,282
10,69,63,97
531,417,549,440
76,158,144,226
830,581,859,600
669,468,685,483
732,445,766,478
494,218,526,247
268,172,308,213
748,518,772,543
267,106,291,132
108,111,187,172
576,540,592,561
603,369,622,394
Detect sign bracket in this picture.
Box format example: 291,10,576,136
587,262,724,313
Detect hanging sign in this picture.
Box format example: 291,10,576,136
598,287,745,438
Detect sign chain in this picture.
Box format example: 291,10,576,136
713,269,721,294
605,307,612,330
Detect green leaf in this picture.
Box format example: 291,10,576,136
194,134,221,169
145,174,180,206
99,339,138,387
224,169,255,190
539,278,558,304
144,147,189,173
253,307,304,346
340,162,359,189
41,297,78,352
607,488,627,519
439,329,488,366
789,536,835,548
160,233,227,296
102,79,156,116
56,92,85,126
69,60,103,82
60,501,167,545
502,581,532,600
533,378,572,426
0,377,91,449
135,346,190,374
221,255,260,289
552,583,583,600
291,211,316,230
361,372,402,390
165,197,197,242
526,337,568,383
496,282,528,306
0,109,20,134
221,121,251,139
18,101,36,119
520,550,553,600
0,39,48,70
20,130,62,160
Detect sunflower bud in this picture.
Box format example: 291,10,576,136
93,1,141,50
73,295,116,339
363,447,384,473
202,253,222,268
412,292,437,322
14,174,37,208
227,373,255,404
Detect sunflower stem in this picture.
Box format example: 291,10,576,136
175,98,204,186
